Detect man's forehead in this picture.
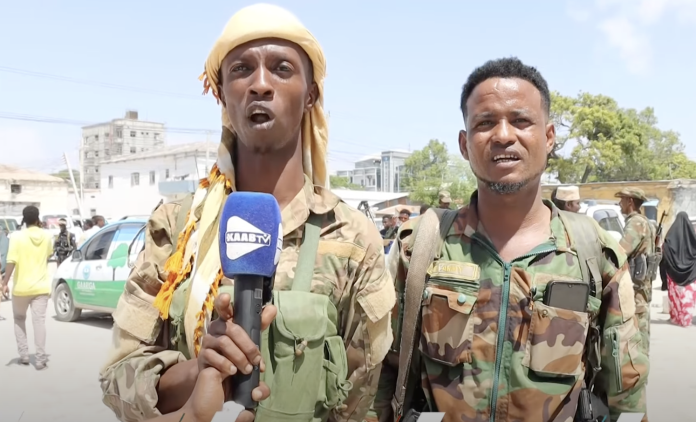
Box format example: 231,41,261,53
467,77,541,111
224,38,307,60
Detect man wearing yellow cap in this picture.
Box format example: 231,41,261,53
99,5,395,422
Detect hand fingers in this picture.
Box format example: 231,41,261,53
251,381,271,402
199,342,238,377
260,304,277,331
226,323,262,370
236,410,256,422
214,293,234,321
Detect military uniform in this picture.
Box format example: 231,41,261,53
616,188,655,356
99,176,395,422
377,192,648,422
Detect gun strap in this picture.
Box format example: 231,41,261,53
391,208,458,419
292,213,323,292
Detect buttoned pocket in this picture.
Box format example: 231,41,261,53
522,301,589,377
419,278,479,366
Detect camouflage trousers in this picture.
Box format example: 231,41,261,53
365,361,398,422
635,288,651,356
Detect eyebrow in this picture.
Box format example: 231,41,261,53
472,109,532,120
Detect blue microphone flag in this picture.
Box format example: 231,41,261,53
219,192,283,278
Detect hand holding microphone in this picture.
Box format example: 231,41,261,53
196,191,282,418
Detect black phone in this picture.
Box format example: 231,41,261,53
543,280,590,312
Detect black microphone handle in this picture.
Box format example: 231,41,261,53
230,274,264,409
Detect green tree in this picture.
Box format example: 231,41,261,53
402,139,476,205
329,175,364,190
52,169,81,184
548,91,696,183
107,243,129,279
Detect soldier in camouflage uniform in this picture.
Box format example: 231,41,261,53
616,188,655,357
376,58,648,422
98,5,395,422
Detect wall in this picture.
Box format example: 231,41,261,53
0,179,69,217
99,153,213,219
542,179,696,232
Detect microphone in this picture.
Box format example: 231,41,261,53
219,192,282,409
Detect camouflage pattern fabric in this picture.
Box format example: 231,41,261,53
99,176,395,422
614,188,648,203
377,191,649,422
620,212,655,357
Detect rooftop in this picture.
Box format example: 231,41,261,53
100,142,216,164
0,164,67,183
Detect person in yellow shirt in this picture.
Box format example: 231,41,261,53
1,205,54,370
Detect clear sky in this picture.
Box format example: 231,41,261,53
1,0,694,175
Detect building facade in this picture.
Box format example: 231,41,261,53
98,142,216,219
335,149,411,192
81,110,166,189
0,164,69,217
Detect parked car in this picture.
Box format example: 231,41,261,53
578,200,625,241
51,218,147,322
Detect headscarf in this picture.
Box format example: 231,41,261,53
662,211,696,287
152,3,328,357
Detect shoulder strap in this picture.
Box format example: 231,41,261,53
292,213,323,292
172,194,194,252
557,210,604,388
557,211,603,299
392,208,458,418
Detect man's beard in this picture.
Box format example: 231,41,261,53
471,166,544,195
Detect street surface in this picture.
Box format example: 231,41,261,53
0,267,694,421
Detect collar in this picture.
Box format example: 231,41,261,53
280,174,340,236
451,190,570,251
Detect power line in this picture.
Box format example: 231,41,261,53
0,66,205,100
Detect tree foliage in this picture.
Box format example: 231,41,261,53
329,175,363,190
402,139,476,205
548,91,696,183
52,169,81,184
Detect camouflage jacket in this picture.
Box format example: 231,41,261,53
381,193,648,422
99,176,395,422
619,212,655,259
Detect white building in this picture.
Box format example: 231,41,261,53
81,110,166,189
98,142,216,219
0,164,69,217
336,149,411,192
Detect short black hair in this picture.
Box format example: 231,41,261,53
22,205,40,226
460,57,551,120
399,209,411,216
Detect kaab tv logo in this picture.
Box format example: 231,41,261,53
224,216,272,260
408,412,646,422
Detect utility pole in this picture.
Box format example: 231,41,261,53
64,153,85,222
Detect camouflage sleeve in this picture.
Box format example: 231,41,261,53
332,216,396,422
619,217,647,258
99,201,188,422
596,226,649,422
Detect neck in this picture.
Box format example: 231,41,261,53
234,135,305,210
476,181,550,239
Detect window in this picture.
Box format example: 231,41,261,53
84,228,117,260
108,176,113,188
115,130,123,138
149,171,156,185
130,131,136,137
165,169,170,179
154,133,160,140
593,210,624,235
95,183,99,189
95,167,99,173
95,151,99,157
10,184,21,194
130,147,136,154
131,172,140,186
129,226,146,257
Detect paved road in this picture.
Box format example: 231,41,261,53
0,273,693,421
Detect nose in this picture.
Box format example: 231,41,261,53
248,66,274,99
491,119,516,146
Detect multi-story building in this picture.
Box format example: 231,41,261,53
81,110,165,189
335,149,411,192
98,142,216,219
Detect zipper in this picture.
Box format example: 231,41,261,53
611,329,623,393
472,236,557,422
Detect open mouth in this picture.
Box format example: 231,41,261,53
492,154,521,164
249,111,271,124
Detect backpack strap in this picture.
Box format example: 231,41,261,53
292,213,323,292
557,210,604,387
171,194,194,252
391,208,458,419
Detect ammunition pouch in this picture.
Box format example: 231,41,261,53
629,255,647,283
